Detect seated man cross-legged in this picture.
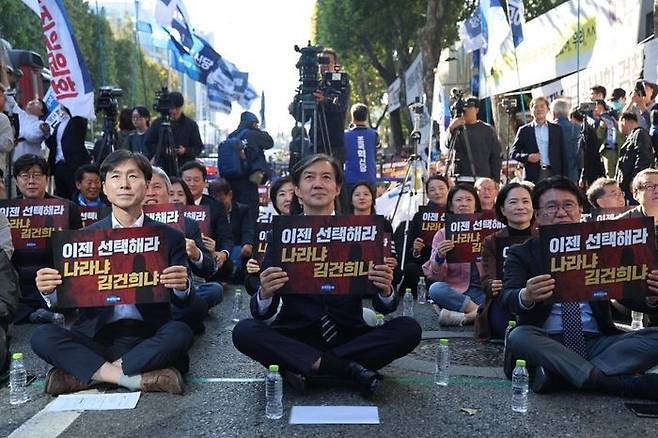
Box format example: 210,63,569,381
232,154,422,397
31,150,194,395
504,176,658,399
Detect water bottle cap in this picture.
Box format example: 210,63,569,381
236,289,242,294
269,364,279,372
516,359,526,367
508,320,517,328
405,288,411,293
12,352,23,360
439,338,448,346
376,314,384,320
419,276,425,282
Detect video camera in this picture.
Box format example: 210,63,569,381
153,87,172,117
450,88,466,118
95,86,122,116
500,97,518,113
293,42,348,104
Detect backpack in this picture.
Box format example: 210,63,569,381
217,129,249,178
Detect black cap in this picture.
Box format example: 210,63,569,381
170,91,184,108
464,97,479,108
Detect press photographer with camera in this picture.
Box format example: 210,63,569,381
622,80,658,130
445,94,501,183
144,90,203,173
290,44,350,165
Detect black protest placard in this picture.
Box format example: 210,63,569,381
445,211,505,263
52,227,169,308
0,198,70,250
270,215,385,295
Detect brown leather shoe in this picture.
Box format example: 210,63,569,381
45,368,91,395
140,367,184,394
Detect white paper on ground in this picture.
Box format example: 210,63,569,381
289,406,379,424
46,392,141,412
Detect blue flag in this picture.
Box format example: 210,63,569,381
507,0,525,47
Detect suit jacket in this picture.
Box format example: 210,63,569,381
184,217,217,279
225,201,255,246
511,122,565,182
421,229,482,293
199,194,234,252
502,236,656,334
70,215,191,338
250,231,398,332
46,116,90,170
615,127,654,199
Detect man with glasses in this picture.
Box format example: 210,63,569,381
11,154,82,323
585,178,626,209
615,112,654,204
502,175,658,400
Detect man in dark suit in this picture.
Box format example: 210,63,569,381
45,109,91,199
180,161,234,270
11,154,83,324
145,166,222,333
31,150,194,395
511,97,565,183
503,176,658,400
232,154,421,397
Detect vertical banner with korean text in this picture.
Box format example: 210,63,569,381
540,218,658,302
52,228,169,308
270,215,385,295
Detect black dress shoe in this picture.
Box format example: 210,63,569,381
281,370,306,393
345,362,380,398
531,366,554,393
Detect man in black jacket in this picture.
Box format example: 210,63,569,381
224,111,273,225
11,154,82,323
615,112,654,203
45,109,90,199
511,96,565,183
232,154,421,397
503,176,658,400
144,92,203,171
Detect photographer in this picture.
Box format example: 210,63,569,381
144,91,202,171
622,81,658,130
446,96,501,182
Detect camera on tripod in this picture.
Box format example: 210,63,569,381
95,86,122,116
294,42,324,103
450,88,466,118
500,97,518,113
153,87,173,117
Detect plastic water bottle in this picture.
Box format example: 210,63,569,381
512,359,529,413
232,289,243,323
417,277,427,304
9,353,29,405
631,311,644,330
265,364,283,420
435,339,449,386
403,288,414,317
504,320,517,349
376,313,385,326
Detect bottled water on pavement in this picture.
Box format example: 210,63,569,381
512,359,529,413
232,289,244,323
631,311,644,330
402,288,414,317
435,339,449,386
417,277,427,304
376,313,385,326
265,364,283,419
9,353,29,405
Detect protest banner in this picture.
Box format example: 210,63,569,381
494,235,532,279
51,227,169,308
445,211,505,263
270,215,385,295
179,205,211,235
416,205,445,246
79,206,108,228
587,206,634,222
540,217,658,302
0,199,69,249
143,204,185,232
254,222,272,263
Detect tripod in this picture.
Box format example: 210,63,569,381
499,101,518,183
95,111,118,164
295,95,332,158
444,120,477,183
154,116,179,176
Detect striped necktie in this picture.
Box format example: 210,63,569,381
320,314,338,345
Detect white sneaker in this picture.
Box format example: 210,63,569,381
439,309,465,326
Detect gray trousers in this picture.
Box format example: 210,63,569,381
507,325,658,387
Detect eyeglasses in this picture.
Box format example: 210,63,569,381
539,201,579,216
638,183,658,192
17,172,45,181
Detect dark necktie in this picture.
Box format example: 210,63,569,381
561,302,588,359
320,314,338,345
